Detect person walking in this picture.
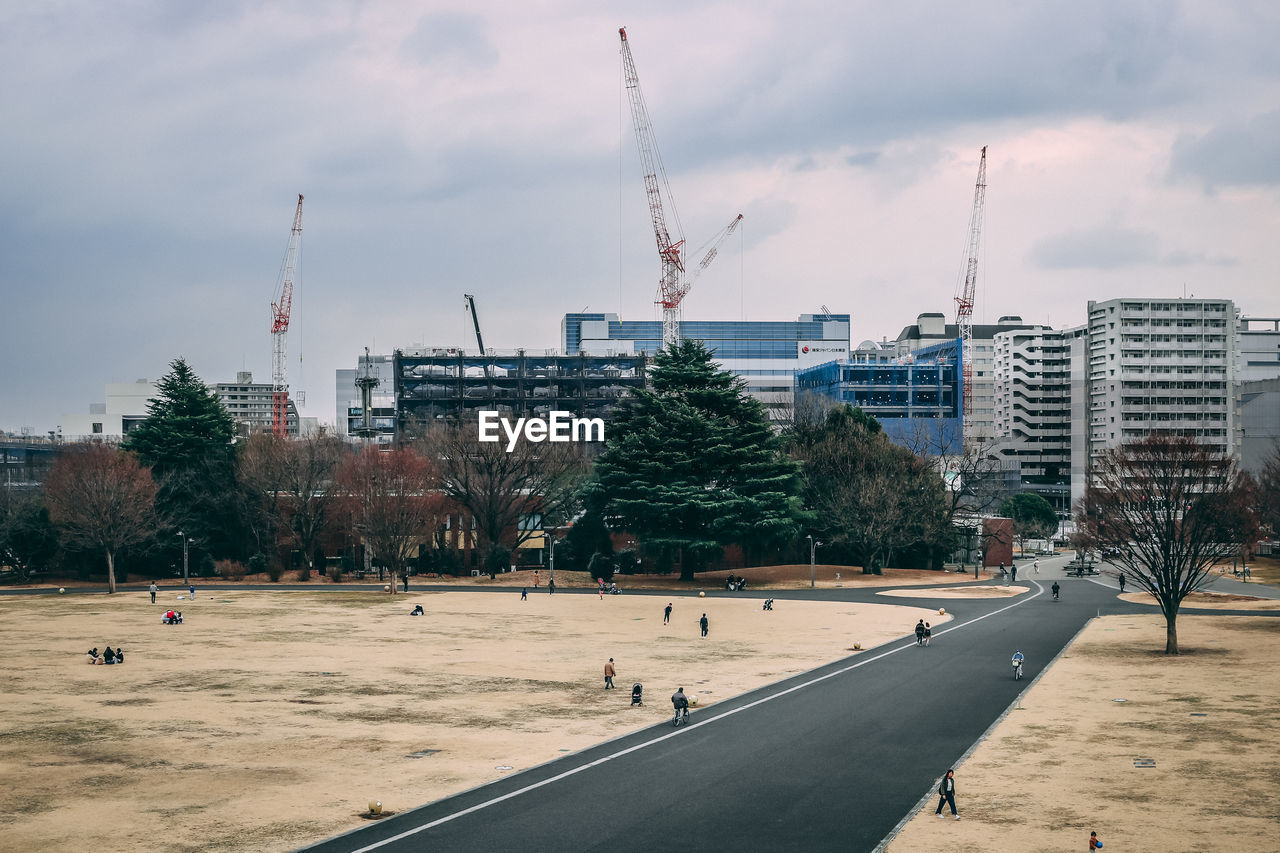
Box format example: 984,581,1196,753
604,658,616,690
188,583,195,600
149,582,158,604
998,562,1005,579
1011,564,1018,583
915,619,926,646
935,769,958,819
402,573,409,593
548,577,556,595
1118,574,1126,593
1089,830,1103,850
533,570,540,588
1033,557,1040,575
924,623,932,646
699,613,709,638
664,603,672,625
521,587,528,601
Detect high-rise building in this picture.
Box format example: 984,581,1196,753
335,353,396,440
212,372,298,436
993,326,1085,512
561,313,850,412
1239,316,1280,382
893,312,1038,444
1074,298,1237,504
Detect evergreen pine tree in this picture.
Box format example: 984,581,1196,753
587,340,802,580
124,358,242,560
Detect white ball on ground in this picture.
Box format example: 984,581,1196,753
938,608,946,615
368,800,382,815
384,585,391,593
58,588,66,594
698,591,705,598
689,695,698,706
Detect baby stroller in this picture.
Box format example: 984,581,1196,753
630,683,643,706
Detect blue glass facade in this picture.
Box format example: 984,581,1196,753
795,338,963,454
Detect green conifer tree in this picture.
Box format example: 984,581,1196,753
587,340,803,580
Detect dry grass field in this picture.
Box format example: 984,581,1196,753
886,613,1280,852
0,588,940,853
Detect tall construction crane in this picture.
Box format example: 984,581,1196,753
270,194,304,437
464,294,485,355
953,147,986,447
619,27,738,347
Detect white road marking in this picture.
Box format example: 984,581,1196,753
339,584,1045,852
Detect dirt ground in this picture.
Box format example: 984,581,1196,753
0,588,943,853
1118,589,1280,611
877,585,1029,600
886,614,1280,852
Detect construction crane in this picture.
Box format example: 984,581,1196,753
270,194,304,437
464,294,485,355
953,147,986,448
619,27,737,348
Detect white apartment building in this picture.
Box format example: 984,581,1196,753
894,312,1039,444
1239,317,1280,382
212,372,298,436
1083,296,1236,473
60,379,158,441
993,326,1085,512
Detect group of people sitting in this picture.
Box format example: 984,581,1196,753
724,575,748,591
86,646,125,665
162,609,183,624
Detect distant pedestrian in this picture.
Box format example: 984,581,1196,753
548,578,555,595
149,582,158,604
664,603,672,625
1011,564,1018,583
403,574,409,593
598,581,604,600
189,584,195,600
521,587,528,601
534,570,540,588
935,769,958,819
1118,575,1126,593
604,658,616,689
1089,830,1103,850
1033,558,1040,575
924,623,932,646
998,562,1005,578
699,613,709,637
915,619,925,646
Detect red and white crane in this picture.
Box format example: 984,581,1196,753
619,27,739,347
953,147,986,447
270,194,304,437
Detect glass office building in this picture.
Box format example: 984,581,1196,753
795,338,962,453
561,313,851,410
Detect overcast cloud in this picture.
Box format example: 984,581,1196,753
2,0,1279,432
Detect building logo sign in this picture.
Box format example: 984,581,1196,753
478,411,605,452
797,341,849,365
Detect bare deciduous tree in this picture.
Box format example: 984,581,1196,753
415,418,590,574
336,446,440,592
1075,435,1256,654
44,443,158,594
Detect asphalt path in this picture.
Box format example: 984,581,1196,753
297,566,1162,853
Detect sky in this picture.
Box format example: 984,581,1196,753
2,0,1279,434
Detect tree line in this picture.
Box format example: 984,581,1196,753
4,346,1278,638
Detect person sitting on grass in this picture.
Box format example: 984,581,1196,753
410,604,424,616
86,647,100,664
114,648,124,664
103,646,116,665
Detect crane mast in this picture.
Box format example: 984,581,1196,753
619,27,687,348
270,194,304,437
954,147,986,447
464,294,485,354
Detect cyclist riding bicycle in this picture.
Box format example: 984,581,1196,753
1012,649,1025,679
1051,582,1060,601
671,687,690,724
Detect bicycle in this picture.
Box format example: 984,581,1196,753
673,706,689,727
1012,657,1024,680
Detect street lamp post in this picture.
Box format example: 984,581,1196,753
807,535,822,589
548,535,556,585
177,531,190,584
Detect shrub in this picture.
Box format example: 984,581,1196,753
216,559,247,581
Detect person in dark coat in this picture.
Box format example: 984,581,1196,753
915,620,926,646
699,613,709,637
935,769,958,818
